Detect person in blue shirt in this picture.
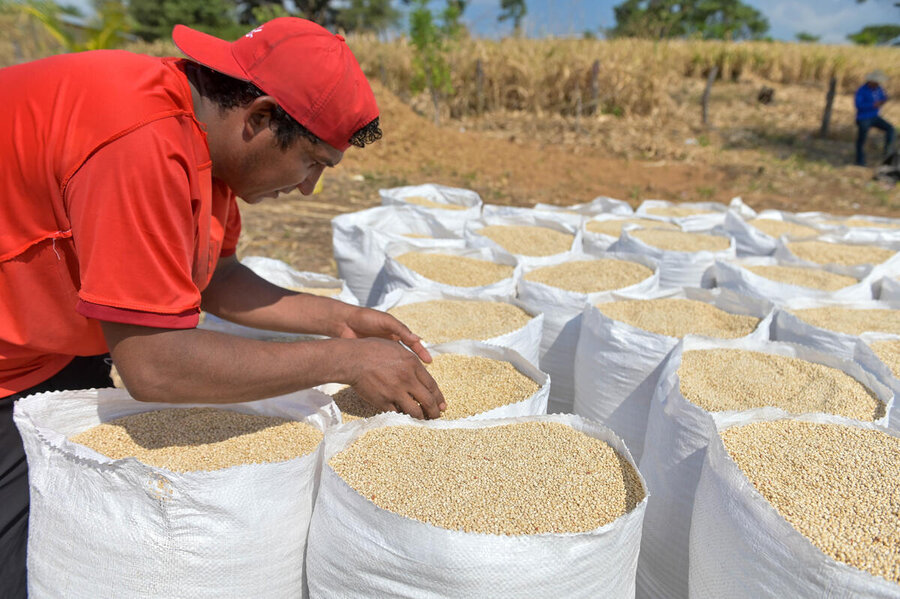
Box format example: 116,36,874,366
855,70,895,166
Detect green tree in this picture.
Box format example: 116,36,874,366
4,0,133,50
611,0,769,40
498,0,526,34
795,31,820,42
407,0,463,125
128,0,239,41
847,24,900,45
334,0,401,33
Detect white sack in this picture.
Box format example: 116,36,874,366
794,212,900,245
306,413,647,599
331,205,465,306
517,252,660,414
14,388,338,599
719,209,820,257
464,211,584,269
379,183,482,233
374,287,544,366
581,214,677,255
534,195,633,216
710,257,876,304
481,204,585,229
199,256,358,340
610,228,736,290
689,412,900,599
879,275,900,301
573,287,773,464
635,197,753,232
380,242,521,304
637,337,893,599
772,234,900,281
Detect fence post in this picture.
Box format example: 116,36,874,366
702,66,718,126
575,77,583,133
476,58,485,116
589,59,600,115
820,76,837,138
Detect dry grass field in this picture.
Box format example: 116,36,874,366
3,24,898,275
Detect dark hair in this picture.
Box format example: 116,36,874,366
183,61,382,150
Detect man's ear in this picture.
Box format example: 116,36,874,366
242,96,278,140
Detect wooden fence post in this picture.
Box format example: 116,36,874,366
820,76,837,138
702,66,718,126
589,59,600,115
476,58,485,116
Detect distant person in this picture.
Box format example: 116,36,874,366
855,70,895,166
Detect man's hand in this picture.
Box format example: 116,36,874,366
336,306,432,363
343,338,446,419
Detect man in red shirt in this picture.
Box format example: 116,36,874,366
0,18,444,596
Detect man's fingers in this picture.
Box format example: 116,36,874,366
414,365,445,413
394,394,425,420
406,338,433,364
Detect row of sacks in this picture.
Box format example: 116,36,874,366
14,387,649,599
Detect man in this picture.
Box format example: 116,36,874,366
855,70,895,166
0,18,444,596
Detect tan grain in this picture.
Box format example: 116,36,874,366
475,225,575,256
395,252,514,287
630,229,731,252
596,298,759,338
790,307,900,336
387,299,533,343
645,206,716,218
869,339,900,379
747,219,818,239
786,240,896,266
586,218,679,237
523,259,654,294
745,265,858,291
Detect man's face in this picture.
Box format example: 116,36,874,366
228,132,344,204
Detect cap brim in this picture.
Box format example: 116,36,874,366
172,25,250,81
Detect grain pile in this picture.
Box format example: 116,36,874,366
721,420,900,584
523,259,654,294
401,196,467,211
644,206,715,218
395,252,514,286
596,298,759,338
387,300,532,343
869,339,900,379
790,307,900,336
745,264,858,291
630,229,731,252
334,353,540,421
329,421,644,535
69,408,323,472
475,225,575,256
679,349,885,420
586,219,679,237
786,240,896,266
747,219,818,239
823,218,899,230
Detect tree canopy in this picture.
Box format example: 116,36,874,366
611,0,770,40
847,24,900,45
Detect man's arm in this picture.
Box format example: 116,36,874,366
102,323,444,418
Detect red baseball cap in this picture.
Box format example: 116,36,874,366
172,17,379,152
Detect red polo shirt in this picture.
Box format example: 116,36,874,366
0,51,241,396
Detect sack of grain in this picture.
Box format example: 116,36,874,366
773,235,900,281
332,205,465,306
720,209,821,257
610,227,736,288
199,257,358,340
328,340,549,422
13,388,337,599
637,337,893,599
306,413,647,598
635,197,753,232
464,212,583,269
375,288,543,365
709,257,875,304
794,212,900,245
517,252,660,414
481,204,585,228
879,275,900,301
582,215,679,255
379,183,482,233
534,195,633,217
573,287,773,464
866,333,900,432
380,243,521,304
690,413,900,598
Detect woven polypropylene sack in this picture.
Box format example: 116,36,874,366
331,205,465,306
573,287,773,464
374,288,544,366
379,183,482,234
534,195,633,217
517,252,660,414
689,412,900,599
636,337,893,599
581,214,677,255
634,198,753,233
772,234,900,282
719,209,822,257
709,257,876,305
879,275,900,301
464,211,584,270
306,413,647,599
14,388,338,599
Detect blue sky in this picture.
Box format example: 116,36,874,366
458,0,897,43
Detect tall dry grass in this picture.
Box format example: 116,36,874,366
2,19,896,120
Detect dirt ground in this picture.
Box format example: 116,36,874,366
237,79,900,277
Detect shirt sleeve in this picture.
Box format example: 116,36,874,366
65,115,211,328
